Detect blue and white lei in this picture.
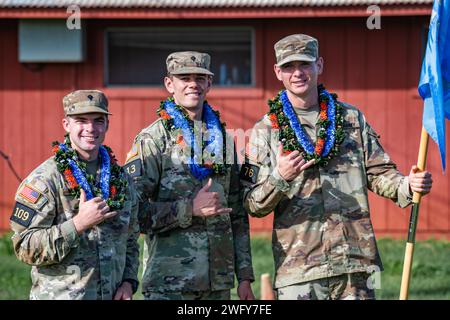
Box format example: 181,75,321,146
159,98,227,181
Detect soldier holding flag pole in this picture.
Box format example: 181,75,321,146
243,34,434,300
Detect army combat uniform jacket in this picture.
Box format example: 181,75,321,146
243,103,412,289
10,158,140,299
125,118,254,294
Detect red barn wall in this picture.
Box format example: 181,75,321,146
1,16,448,239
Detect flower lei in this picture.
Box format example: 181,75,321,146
157,97,227,181
267,84,345,167
52,134,128,210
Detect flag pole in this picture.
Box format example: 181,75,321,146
399,127,429,300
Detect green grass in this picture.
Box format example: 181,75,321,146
0,234,32,299
1,233,450,300
375,238,450,299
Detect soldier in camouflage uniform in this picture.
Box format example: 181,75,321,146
242,34,433,300
125,51,255,300
10,90,140,300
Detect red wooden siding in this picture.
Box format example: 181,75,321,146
1,17,448,239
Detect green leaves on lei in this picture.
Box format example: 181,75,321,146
52,134,128,210
267,84,345,167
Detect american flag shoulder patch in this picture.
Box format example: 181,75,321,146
19,184,42,204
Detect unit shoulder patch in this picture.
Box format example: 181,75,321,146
124,159,142,178
239,163,260,184
10,202,36,227
125,143,140,163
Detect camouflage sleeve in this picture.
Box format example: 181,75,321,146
121,177,140,286
362,113,413,208
242,120,294,218
10,175,80,266
229,148,255,283
124,131,193,235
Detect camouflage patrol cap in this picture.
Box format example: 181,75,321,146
166,51,214,76
274,34,319,67
63,90,111,116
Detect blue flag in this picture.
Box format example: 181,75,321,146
418,0,450,170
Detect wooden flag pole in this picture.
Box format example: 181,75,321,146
399,127,429,300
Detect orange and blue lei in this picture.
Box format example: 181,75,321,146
52,135,127,210
268,84,345,167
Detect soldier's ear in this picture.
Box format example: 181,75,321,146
62,117,70,133
164,76,175,94
316,57,324,75
273,64,283,81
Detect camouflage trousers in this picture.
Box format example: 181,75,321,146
276,272,375,300
144,290,231,300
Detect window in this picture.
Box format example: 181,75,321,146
105,27,254,87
